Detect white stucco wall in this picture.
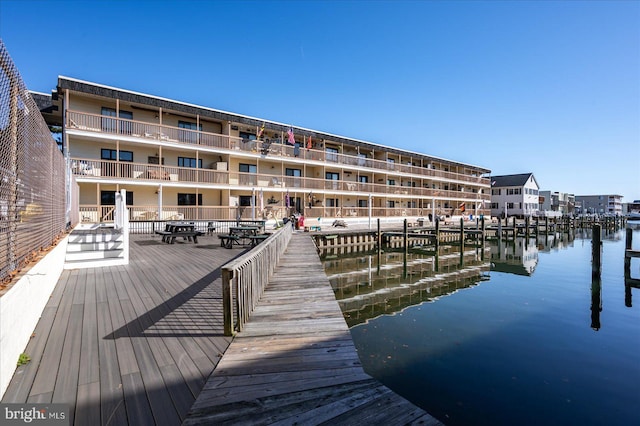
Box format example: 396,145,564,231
0,237,68,398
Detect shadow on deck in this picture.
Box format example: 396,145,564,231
1,234,243,424
185,233,443,425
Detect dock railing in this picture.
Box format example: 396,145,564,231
221,224,293,335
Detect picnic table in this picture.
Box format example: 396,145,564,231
155,222,203,244
218,226,266,249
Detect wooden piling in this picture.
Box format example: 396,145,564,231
592,224,602,277
403,218,408,251
625,227,633,278
460,218,465,265
481,216,486,260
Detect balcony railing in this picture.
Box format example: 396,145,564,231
80,203,491,223
67,110,490,186
71,157,492,205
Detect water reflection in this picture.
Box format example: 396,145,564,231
320,228,640,425
324,247,490,327
591,272,602,330
323,228,637,330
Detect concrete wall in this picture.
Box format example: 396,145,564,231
0,237,68,398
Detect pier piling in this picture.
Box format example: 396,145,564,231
592,224,602,277
625,227,633,279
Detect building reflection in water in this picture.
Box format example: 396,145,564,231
322,228,634,329
488,232,580,276
323,246,490,327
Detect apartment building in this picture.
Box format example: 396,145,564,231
40,77,491,224
539,191,575,216
575,195,623,215
489,173,540,218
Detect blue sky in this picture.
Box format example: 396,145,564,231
1,0,638,201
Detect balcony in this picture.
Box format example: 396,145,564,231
67,110,489,187
70,158,491,204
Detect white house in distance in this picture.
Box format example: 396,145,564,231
490,173,540,218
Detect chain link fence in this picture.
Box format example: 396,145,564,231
0,41,71,286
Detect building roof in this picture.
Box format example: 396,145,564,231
490,173,537,188
54,76,492,174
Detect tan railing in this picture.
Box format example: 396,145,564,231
70,157,492,205
81,203,491,223
67,110,489,186
221,224,292,335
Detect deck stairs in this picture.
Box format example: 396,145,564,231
64,223,127,269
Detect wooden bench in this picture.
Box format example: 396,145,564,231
155,230,172,242
247,234,270,247
218,234,240,249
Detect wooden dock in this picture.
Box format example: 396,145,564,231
185,233,442,425
1,234,238,425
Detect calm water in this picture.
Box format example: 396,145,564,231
322,227,640,426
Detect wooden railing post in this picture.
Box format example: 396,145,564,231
222,268,235,336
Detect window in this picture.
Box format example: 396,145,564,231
507,203,514,209
326,198,339,207
387,158,395,170
239,163,257,173
178,120,202,143
148,156,164,165
387,179,395,186
101,107,132,134
326,147,338,162
101,191,133,205
358,199,368,208
178,157,202,168
325,172,339,180
358,175,368,183
239,195,254,207
285,168,301,177
387,200,396,208
177,193,202,206
492,189,501,195
407,201,416,208
101,149,133,162
239,131,257,141
239,163,257,185
491,203,499,209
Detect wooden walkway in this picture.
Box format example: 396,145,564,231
1,234,241,425
185,233,442,425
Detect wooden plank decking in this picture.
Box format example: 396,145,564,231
185,233,442,425
1,233,240,425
